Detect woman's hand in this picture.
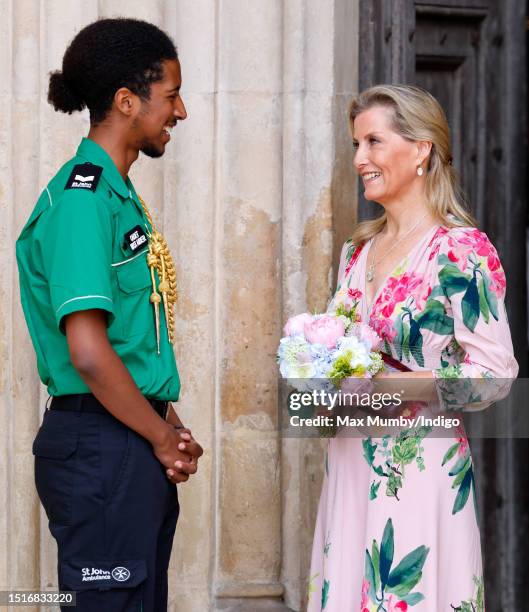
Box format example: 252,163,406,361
372,369,438,403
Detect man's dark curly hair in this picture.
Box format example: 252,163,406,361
48,18,178,124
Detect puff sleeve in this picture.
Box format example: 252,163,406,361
433,227,518,380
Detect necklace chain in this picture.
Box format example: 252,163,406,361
366,211,430,283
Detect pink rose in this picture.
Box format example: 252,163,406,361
283,313,314,337
304,315,345,349
350,322,382,351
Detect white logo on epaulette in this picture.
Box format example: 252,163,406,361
74,174,94,182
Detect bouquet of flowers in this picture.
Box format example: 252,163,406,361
277,294,385,392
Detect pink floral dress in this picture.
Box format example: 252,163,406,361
307,224,518,612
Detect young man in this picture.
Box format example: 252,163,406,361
16,18,202,612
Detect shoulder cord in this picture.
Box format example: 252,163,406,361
138,196,177,353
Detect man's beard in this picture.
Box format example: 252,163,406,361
139,138,164,159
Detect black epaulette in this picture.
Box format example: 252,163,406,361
64,162,103,192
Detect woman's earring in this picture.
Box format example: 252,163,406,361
417,165,424,176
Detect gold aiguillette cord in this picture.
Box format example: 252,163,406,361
138,196,178,354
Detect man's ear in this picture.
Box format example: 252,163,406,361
113,87,140,117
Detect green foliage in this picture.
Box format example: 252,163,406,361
441,441,476,515
392,437,419,466
379,519,394,586
365,429,431,503
451,575,484,612
386,471,403,499
441,442,459,466
362,438,377,466
482,273,499,320
417,299,454,335
370,481,381,500
461,276,480,332
363,518,429,609
477,278,490,324
365,550,377,603
321,580,330,609
371,540,381,594
387,546,429,590
328,351,366,384
438,264,470,297
452,468,473,515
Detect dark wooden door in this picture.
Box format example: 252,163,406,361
358,1,528,610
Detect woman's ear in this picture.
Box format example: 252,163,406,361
417,140,433,166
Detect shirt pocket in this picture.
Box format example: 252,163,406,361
113,251,154,338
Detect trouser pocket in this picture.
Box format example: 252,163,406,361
33,422,79,526
59,558,147,612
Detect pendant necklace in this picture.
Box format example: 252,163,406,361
366,211,430,283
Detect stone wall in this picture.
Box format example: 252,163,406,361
0,1,359,610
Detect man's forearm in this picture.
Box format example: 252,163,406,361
166,403,185,428
64,309,199,484
65,310,170,447
77,345,170,446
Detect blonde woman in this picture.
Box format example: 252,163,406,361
307,85,518,611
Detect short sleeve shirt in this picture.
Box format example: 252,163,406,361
16,137,180,400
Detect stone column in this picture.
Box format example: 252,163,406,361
213,1,284,609
163,1,217,610
280,1,359,610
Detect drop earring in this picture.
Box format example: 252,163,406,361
417,165,424,176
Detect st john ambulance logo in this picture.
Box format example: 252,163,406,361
112,566,131,582
65,163,103,192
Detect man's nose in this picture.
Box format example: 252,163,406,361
174,97,187,120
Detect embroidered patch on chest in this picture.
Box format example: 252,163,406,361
64,163,103,192
124,225,148,252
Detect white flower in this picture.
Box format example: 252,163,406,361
280,360,316,379
278,335,315,378
335,336,371,369
367,351,384,375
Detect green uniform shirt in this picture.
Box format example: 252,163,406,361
16,137,180,400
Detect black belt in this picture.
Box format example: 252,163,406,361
49,394,168,420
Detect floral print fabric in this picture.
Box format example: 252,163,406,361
307,224,518,611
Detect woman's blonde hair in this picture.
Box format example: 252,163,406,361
348,84,476,246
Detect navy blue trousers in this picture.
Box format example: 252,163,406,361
33,401,179,612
